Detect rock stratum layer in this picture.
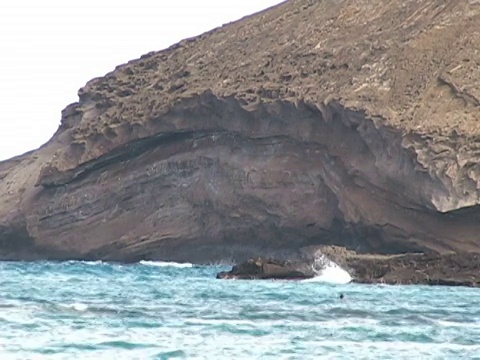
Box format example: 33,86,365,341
1,0,480,263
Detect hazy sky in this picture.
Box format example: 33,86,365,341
0,1,283,161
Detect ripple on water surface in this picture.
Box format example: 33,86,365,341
0,261,478,359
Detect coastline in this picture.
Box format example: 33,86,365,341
0,244,477,287
216,245,480,287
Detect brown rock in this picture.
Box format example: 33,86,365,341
304,245,480,287
221,246,480,286
0,1,480,262
216,258,314,280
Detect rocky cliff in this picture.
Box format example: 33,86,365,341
1,0,480,262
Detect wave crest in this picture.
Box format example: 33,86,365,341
138,261,193,268
304,254,352,284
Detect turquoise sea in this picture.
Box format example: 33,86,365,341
0,260,479,359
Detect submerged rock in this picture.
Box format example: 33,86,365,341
0,1,480,262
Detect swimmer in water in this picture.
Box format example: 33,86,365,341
339,293,345,300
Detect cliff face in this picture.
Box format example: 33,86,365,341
1,0,480,262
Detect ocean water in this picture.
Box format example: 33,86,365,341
0,261,479,359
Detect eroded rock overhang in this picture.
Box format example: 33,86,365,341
22,93,480,262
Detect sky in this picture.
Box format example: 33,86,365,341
0,0,284,161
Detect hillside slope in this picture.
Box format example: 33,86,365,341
0,0,480,262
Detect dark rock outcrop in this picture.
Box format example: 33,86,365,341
345,252,480,287
312,245,480,287
0,1,480,263
218,247,480,286
216,258,314,280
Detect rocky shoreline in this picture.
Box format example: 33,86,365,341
217,246,480,287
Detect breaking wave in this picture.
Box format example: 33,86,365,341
304,254,352,284
138,261,193,268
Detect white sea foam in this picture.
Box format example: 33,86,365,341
186,318,258,326
309,340,480,352
436,319,480,328
304,253,352,284
139,261,193,268
62,303,89,312
187,318,378,328
81,261,104,266
65,260,104,266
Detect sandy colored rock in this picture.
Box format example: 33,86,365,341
0,0,480,262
